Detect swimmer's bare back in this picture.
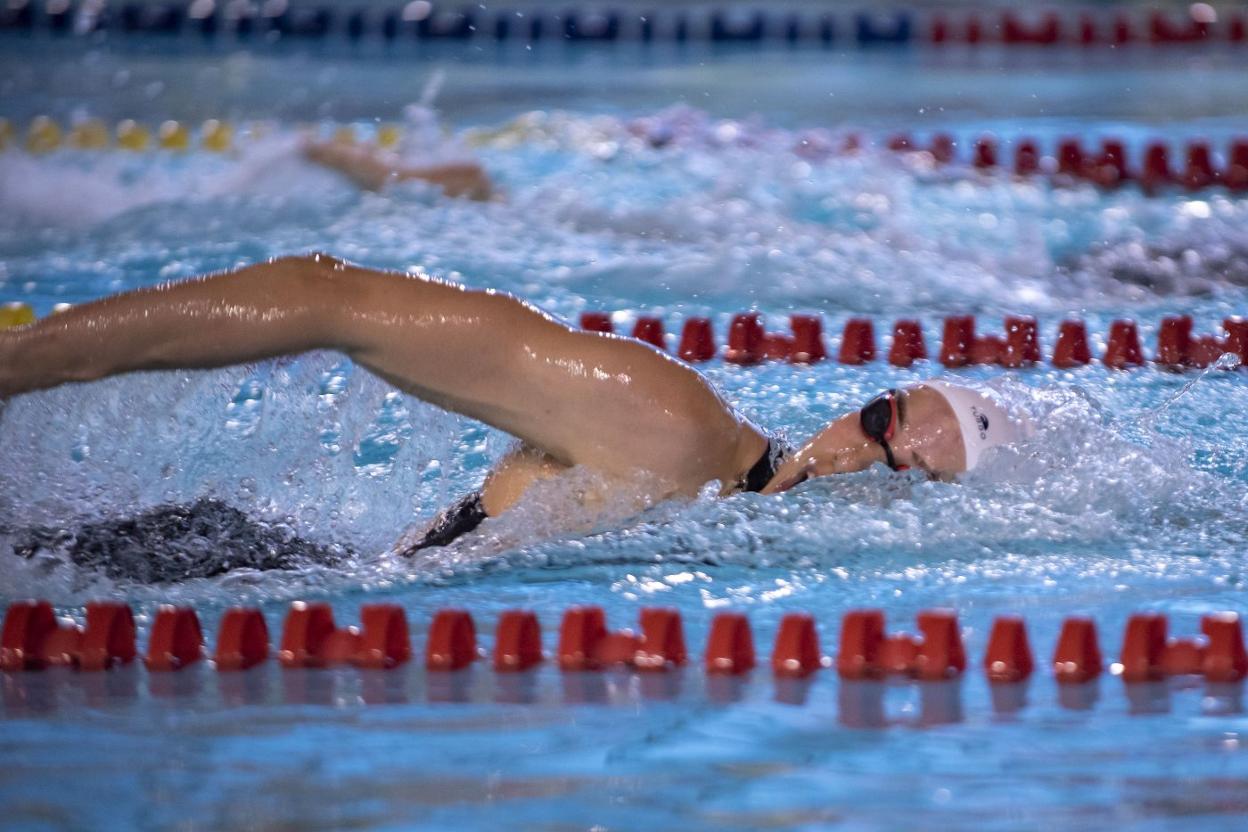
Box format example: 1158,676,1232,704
0,254,768,520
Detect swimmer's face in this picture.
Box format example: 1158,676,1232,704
761,385,966,493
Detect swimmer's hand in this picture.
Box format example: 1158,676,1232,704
302,138,493,201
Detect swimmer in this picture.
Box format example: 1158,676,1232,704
303,138,493,200
0,254,1028,553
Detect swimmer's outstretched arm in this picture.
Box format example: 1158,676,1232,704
0,254,763,489
303,140,493,200
0,255,542,412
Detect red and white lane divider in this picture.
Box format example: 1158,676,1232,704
583,312,1248,371
873,133,1248,193
928,7,1243,47
4,600,1245,687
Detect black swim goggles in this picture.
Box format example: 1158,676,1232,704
859,389,909,472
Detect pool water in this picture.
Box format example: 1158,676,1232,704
3,39,1248,831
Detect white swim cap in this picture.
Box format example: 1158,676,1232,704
923,381,1031,471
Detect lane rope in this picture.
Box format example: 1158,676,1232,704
3,2,1246,49
3,600,1244,716
6,116,1247,196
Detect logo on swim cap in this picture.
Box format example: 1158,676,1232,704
971,406,990,439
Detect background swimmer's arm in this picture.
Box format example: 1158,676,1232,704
303,140,492,200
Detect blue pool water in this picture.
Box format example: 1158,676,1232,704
3,38,1248,830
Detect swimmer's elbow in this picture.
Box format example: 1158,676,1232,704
260,252,347,300
269,252,369,343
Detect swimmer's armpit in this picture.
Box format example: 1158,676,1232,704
302,139,493,201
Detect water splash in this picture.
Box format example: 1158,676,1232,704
2,106,1247,602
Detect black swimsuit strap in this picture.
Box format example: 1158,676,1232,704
742,437,789,493
402,490,488,555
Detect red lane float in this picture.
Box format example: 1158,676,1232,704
889,319,927,367
762,331,794,361
1057,138,1084,178
494,609,543,671
1003,11,1059,45
631,316,666,350
930,133,956,165
973,136,997,170
678,317,716,362
557,606,687,671
215,608,269,671
1225,317,1248,365
983,615,1034,683
1002,315,1041,368
425,608,475,671
1140,142,1173,193
555,606,604,670
1053,616,1103,683
705,612,756,675
1184,142,1218,191
1150,11,1210,45
280,601,412,670
1228,141,1248,191
1103,320,1146,369
1089,139,1129,188
1052,320,1092,368
1,600,136,671
725,312,764,365
838,318,876,365
579,311,613,334
771,613,823,678
146,606,204,672
887,133,912,152
1014,139,1040,176
789,313,827,363
836,609,966,681
1155,315,1194,369
1118,612,1248,683
939,315,976,368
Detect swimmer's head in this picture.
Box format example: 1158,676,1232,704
762,381,1031,492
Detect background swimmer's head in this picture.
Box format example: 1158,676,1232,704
762,380,1031,492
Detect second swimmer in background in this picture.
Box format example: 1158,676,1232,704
303,137,494,201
